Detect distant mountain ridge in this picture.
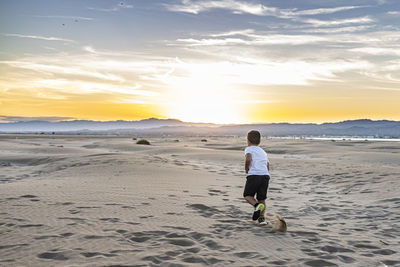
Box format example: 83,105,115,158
0,118,187,131
0,118,399,138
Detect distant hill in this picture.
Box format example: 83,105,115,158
0,118,187,132
0,118,399,138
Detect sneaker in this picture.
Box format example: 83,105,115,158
252,203,265,220
258,217,268,225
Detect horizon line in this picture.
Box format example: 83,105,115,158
0,116,399,125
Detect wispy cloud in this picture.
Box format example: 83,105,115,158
1,60,124,82
382,60,400,72
285,6,365,16
88,6,119,12
301,25,372,33
364,86,400,92
387,11,400,15
176,38,247,46
176,34,325,46
350,47,400,56
3,44,374,90
34,15,94,21
209,29,255,37
83,46,97,53
82,46,133,57
2,33,75,42
87,2,133,12
174,27,397,49
176,29,326,46
34,79,158,97
143,57,372,86
164,0,277,16
165,1,365,20
0,50,164,104
43,46,58,51
303,16,374,27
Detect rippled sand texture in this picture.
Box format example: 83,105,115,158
1,135,399,266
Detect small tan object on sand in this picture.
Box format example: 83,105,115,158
272,214,287,232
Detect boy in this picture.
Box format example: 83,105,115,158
243,130,270,225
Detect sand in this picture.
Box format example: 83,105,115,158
0,135,399,266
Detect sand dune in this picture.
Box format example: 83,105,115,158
0,135,399,266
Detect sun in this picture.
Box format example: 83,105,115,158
161,64,243,124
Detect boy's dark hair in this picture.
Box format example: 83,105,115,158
247,130,261,145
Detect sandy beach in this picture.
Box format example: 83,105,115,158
0,135,399,266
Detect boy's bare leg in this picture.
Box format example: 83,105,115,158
244,196,257,206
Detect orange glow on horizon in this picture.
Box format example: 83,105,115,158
1,92,400,124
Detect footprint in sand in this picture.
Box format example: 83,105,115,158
99,218,120,223
20,195,38,199
303,259,338,266
37,251,69,261
81,252,117,258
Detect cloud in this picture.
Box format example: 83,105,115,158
173,24,398,50
176,37,247,46
43,46,58,51
387,11,400,15
87,2,133,12
382,60,400,71
82,46,131,57
0,33,392,108
0,116,74,123
1,60,125,82
145,58,372,87
120,3,134,9
164,0,277,16
2,33,75,42
87,6,119,12
303,16,374,27
34,15,94,21
176,30,326,46
285,6,365,16
360,70,400,84
209,29,255,37
13,45,371,89
83,46,97,53
164,1,365,20
350,47,400,56
33,79,159,97
0,50,164,105
1,75,159,104
301,25,372,33
176,35,325,46
364,86,400,92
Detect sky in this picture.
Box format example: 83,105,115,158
1,0,400,124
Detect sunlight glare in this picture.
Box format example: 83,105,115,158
163,64,242,124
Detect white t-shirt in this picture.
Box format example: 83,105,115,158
245,145,269,176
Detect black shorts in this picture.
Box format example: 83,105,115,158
243,175,270,200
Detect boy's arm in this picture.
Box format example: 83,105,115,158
267,161,270,171
245,153,252,174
